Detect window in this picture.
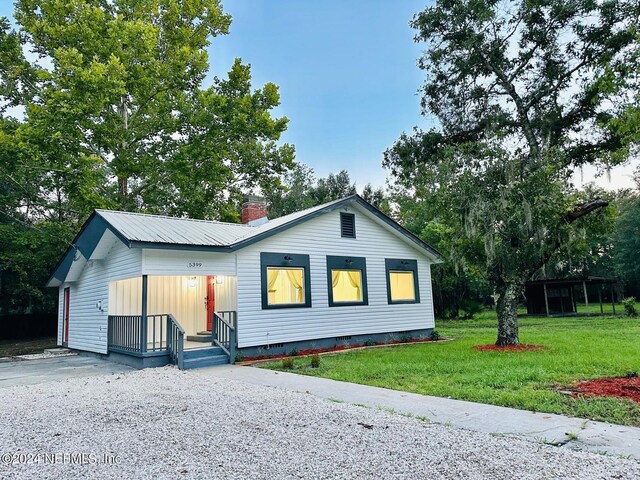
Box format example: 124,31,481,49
385,259,420,304
340,212,356,238
326,256,368,306
261,253,311,309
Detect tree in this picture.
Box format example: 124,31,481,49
362,183,390,213
312,170,357,205
9,0,294,217
266,168,359,218
385,0,639,344
0,0,295,313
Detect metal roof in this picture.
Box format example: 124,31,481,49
47,195,443,286
95,196,349,247
96,210,250,246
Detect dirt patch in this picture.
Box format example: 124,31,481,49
473,344,546,352
571,375,640,404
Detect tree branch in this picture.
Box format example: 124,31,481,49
564,198,609,223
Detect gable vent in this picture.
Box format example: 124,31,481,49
340,213,356,238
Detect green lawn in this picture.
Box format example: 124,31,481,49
261,311,640,426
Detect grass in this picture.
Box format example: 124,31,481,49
260,311,640,426
0,337,57,357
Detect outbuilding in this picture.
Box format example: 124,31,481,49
47,195,442,368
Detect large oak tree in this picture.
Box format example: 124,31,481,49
385,0,639,344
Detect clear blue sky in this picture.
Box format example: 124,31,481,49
206,0,431,188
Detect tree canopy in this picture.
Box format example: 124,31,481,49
0,0,295,314
385,0,639,344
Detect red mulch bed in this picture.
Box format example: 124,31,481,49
473,343,546,352
571,376,640,404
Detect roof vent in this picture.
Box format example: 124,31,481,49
340,212,355,238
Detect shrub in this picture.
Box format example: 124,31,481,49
363,340,376,347
289,347,299,356
430,330,441,341
282,357,295,369
459,300,484,319
310,354,321,368
622,297,637,317
399,334,412,343
234,352,244,363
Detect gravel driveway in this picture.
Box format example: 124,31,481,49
1,366,638,479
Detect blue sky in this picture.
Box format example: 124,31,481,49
2,1,635,190
206,0,431,188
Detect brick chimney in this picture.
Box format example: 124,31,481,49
242,195,268,224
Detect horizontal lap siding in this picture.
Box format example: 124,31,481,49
236,208,435,348
142,249,236,276
65,241,142,354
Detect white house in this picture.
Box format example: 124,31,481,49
47,195,442,369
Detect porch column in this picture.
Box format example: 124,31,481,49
141,275,148,353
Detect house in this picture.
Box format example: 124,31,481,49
47,195,443,369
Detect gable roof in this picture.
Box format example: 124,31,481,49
47,195,443,286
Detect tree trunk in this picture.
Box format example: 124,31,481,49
496,283,522,345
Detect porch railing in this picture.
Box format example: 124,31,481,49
107,313,185,369
212,310,237,363
108,315,142,353
166,314,185,370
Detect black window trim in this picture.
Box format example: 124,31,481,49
385,258,420,304
340,212,356,238
260,252,312,309
326,255,368,307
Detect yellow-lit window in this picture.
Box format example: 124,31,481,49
267,267,305,305
389,271,416,302
331,269,363,303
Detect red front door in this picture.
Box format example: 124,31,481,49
63,287,70,345
206,276,216,331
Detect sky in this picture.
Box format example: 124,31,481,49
1,0,637,191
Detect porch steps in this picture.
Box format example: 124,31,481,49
182,346,229,370
186,331,212,342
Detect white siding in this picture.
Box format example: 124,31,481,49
142,249,236,276
236,206,435,347
60,240,142,354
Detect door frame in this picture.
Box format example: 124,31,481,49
206,276,216,331
63,287,70,346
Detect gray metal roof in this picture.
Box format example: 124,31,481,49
96,210,250,246
95,196,348,247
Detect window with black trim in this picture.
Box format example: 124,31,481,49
326,256,368,306
340,212,356,238
260,253,312,309
385,259,420,304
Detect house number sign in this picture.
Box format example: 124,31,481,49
187,262,203,268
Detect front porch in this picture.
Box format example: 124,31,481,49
106,274,238,369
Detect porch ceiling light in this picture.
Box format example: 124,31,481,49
188,276,198,288
215,276,224,285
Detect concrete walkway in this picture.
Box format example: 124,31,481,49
200,365,640,460
0,355,134,388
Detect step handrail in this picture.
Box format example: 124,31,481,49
212,311,237,363
166,314,185,370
